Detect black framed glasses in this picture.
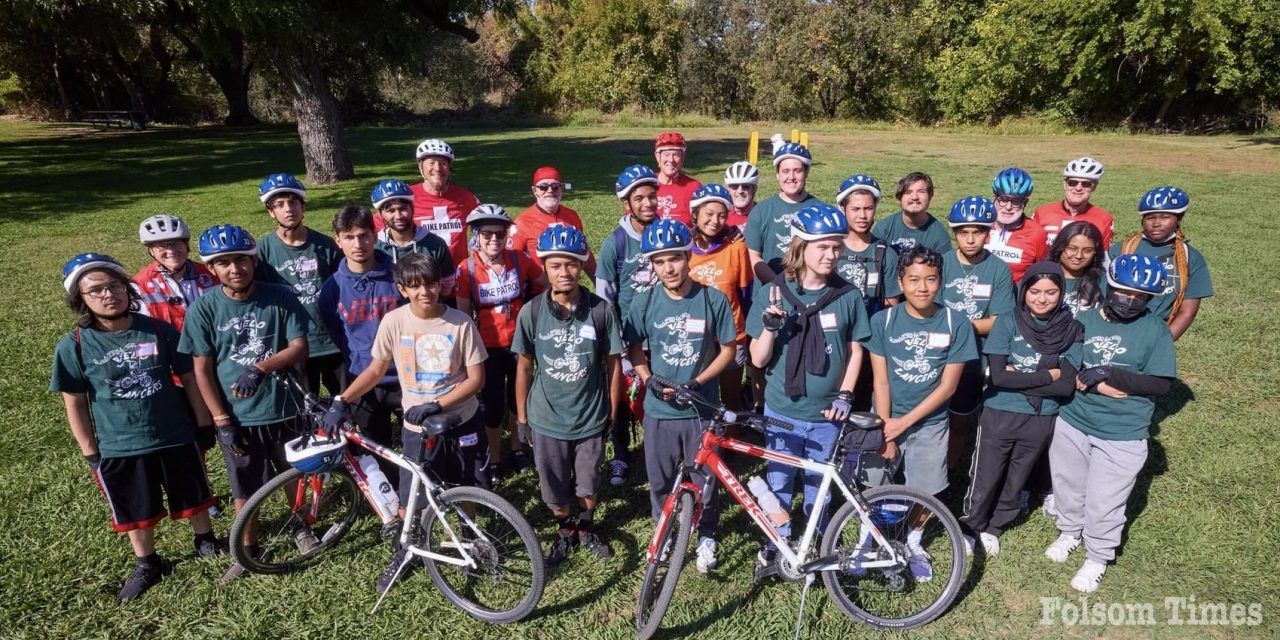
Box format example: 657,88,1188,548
1065,179,1096,189
477,229,508,240
80,282,127,300
995,196,1029,207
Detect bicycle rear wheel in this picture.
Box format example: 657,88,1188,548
635,491,694,640
419,486,546,624
229,467,362,574
820,485,966,630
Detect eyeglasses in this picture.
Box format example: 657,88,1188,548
148,240,186,251
477,229,508,240
80,282,127,300
534,183,563,193
1065,179,1096,189
995,196,1029,207
727,184,754,191
1062,246,1096,256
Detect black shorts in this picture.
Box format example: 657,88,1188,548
479,346,517,429
399,413,490,503
221,418,304,499
95,443,215,532
950,360,986,416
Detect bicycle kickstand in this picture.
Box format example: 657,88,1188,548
792,573,815,640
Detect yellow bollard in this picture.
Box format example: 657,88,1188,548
748,131,759,166
799,131,809,149
790,128,799,143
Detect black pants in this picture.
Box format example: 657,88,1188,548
961,406,1055,536
304,353,347,397
611,402,634,465
349,381,402,488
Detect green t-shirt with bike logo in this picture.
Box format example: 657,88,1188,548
256,228,341,357
512,291,623,440
865,305,978,426
623,283,736,420
597,218,655,320
982,313,1083,415
178,283,309,427
938,249,1016,323
743,193,819,274
1063,276,1100,317
49,314,195,458
872,211,953,256
1107,237,1213,321
1058,307,1176,441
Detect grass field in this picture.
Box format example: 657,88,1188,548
1,119,1277,639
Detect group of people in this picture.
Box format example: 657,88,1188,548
50,131,1212,605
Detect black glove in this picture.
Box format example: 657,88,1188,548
217,424,249,456
516,421,532,445
404,401,442,426
1077,365,1112,388
322,399,349,433
195,426,217,451
84,453,102,471
762,311,786,332
827,390,855,421
231,366,266,397
674,380,700,406
645,376,667,395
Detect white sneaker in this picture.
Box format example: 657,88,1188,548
1042,494,1059,520
1045,533,1081,563
961,534,974,557
608,459,628,486
979,532,1000,557
694,536,717,574
1070,559,1106,593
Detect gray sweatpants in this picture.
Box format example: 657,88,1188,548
643,415,720,537
1048,417,1148,564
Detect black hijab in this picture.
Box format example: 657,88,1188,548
1015,262,1083,361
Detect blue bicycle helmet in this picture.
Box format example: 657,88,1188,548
772,142,812,168
1107,253,1167,295
789,202,848,241
836,173,882,205
284,433,348,474
62,253,129,292
615,164,659,200
371,178,413,209
259,173,307,204
198,224,258,262
641,219,694,258
992,167,1034,198
536,224,591,262
947,196,997,228
1138,185,1189,216
690,183,732,212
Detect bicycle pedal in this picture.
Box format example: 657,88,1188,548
753,562,779,585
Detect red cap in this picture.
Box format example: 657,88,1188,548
655,131,686,151
532,166,562,185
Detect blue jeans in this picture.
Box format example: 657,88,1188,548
763,405,840,539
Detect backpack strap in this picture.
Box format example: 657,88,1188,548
588,293,611,378
1121,231,1190,325
872,241,887,301
613,225,628,280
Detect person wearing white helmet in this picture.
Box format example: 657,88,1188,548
724,160,760,229
407,138,481,267
134,214,219,333
1034,157,1115,247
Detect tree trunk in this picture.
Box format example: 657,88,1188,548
285,55,353,183
51,41,72,120
205,34,258,126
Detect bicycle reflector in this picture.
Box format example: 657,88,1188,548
870,500,912,527
285,433,348,473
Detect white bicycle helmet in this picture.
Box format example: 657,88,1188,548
139,214,190,244
285,432,348,474
1063,157,1104,182
466,203,513,227
724,161,760,186
415,138,455,161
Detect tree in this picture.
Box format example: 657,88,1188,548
163,0,258,125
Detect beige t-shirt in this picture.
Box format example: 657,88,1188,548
372,305,487,431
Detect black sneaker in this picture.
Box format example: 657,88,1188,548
376,546,418,592
485,460,503,487
545,532,578,566
579,531,613,559
118,557,170,601
381,518,404,542
193,534,227,558
510,449,533,474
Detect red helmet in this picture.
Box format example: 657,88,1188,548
654,131,686,152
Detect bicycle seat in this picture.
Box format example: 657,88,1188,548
845,412,884,431
421,413,462,437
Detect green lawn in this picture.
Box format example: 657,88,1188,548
0,120,1277,639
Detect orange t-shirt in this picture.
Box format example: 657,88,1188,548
455,250,544,348
1033,201,1115,248
688,238,752,341
508,204,591,266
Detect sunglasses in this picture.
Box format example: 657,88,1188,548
1065,179,1096,189
477,229,508,239
534,183,563,193
727,184,754,191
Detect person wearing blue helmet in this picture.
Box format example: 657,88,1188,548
597,163,662,485
1046,254,1175,594
744,141,821,283
940,196,1016,469
1111,186,1213,341
872,172,952,255
255,173,343,396
52,253,222,601
625,219,737,574
987,167,1048,283
513,225,624,565
177,225,312,568
371,178,457,295
746,203,871,574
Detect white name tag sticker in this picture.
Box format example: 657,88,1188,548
133,342,158,358
972,283,992,298
685,318,706,334
866,273,879,287
459,433,479,447
819,312,838,330
578,325,597,340
928,332,951,349
298,258,318,273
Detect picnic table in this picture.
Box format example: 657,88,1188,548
82,110,148,130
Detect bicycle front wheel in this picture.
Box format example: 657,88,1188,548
635,491,694,640
820,485,966,630
419,486,546,624
229,466,362,574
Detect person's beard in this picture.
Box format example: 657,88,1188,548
537,195,561,212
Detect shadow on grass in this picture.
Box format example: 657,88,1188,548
1115,378,1191,557
655,578,768,639
531,527,642,621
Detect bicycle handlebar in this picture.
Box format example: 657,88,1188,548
646,374,795,432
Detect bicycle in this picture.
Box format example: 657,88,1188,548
635,376,966,638
226,372,546,624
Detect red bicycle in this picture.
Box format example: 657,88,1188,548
635,377,966,638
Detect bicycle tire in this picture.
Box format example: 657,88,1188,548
420,485,546,624
635,491,695,640
819,484,966,630
228,466,362,574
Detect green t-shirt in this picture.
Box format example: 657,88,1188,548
1058,307,1176,441
745,281,871,422
939,250,1016,323
597,219,656,320
1063,276,1100,317
178,283,309,426
743,193,819,274
837,239,902,313
1107,238,1214,321
982,314,1083,415
866,305,978,426
257,228,341,356
49,315,195,457
871,211,953,256
512,291,623,439
623,283,736,419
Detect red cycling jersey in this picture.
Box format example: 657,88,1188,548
508,204,596,272
1034,200,1115,248
986,218,1048,283
456,250,544,348
133,261,219,332
726,203,753,230
656,174,702,226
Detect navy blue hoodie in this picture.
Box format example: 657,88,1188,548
319,250,402,385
